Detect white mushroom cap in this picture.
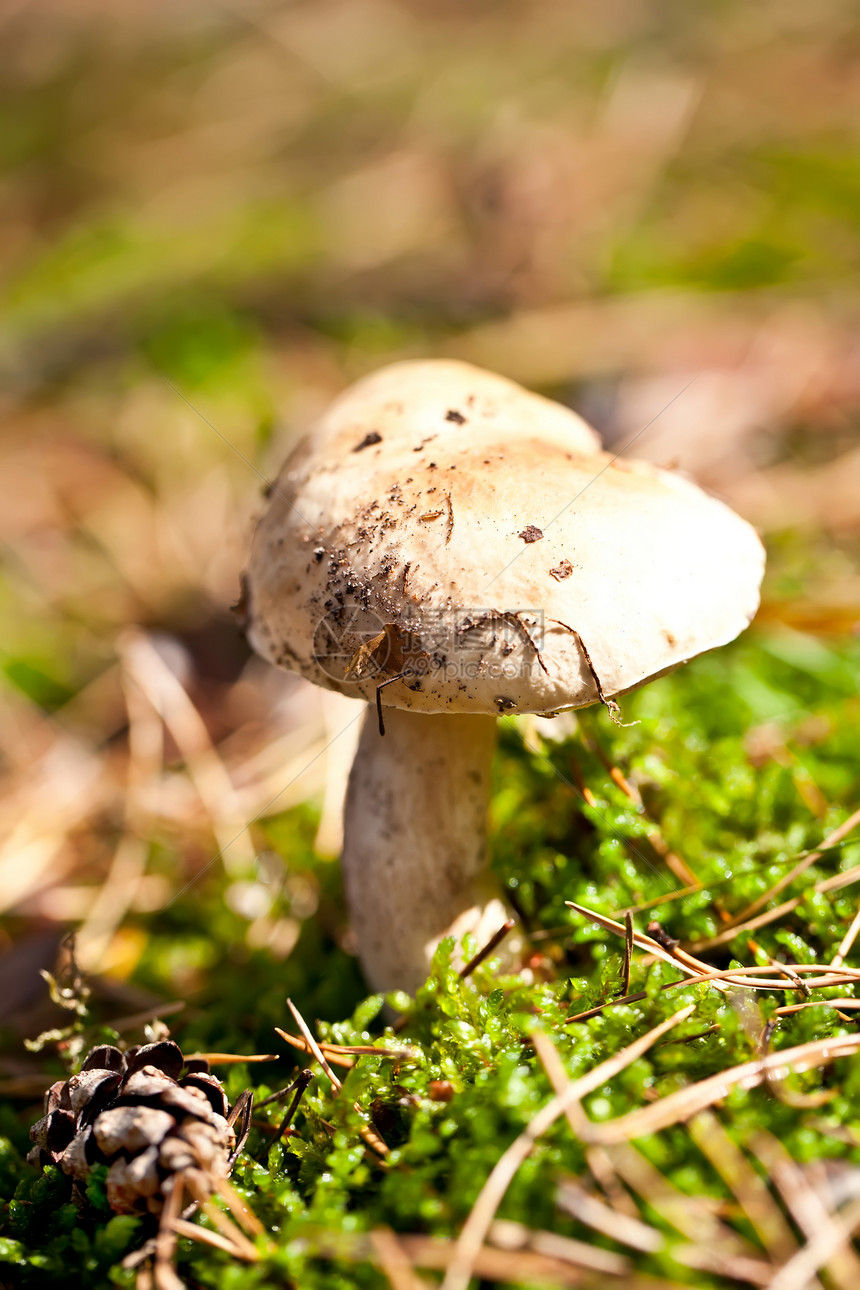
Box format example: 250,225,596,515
246,359,764,718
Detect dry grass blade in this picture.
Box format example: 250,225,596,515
214,1174,265,1239
690,835,860,953
230,729,332,822
152,1174,184,1290
671,1244,774,1285
282,1000,342,1090
569,755,598,808
567,902,720,980
774,999,860,1018
686,898,796,951
194,1199,258,1262
254,1069,312,1161
606,1141,755,1254
752,953,810,997
616,845,860,924
832,901,860,968
0,735,106,914
122,629,256,874
622,911,634,995
439,1003,695,1290
403,1241,583,1286
227,1089,253,1170
77,650,161,971
808,864,860,897
581,729,704,892
532,1027,671,1237
388,1236,586,1286
489,1218,631,1275
660,966,767,991
276,1029,419,1068
135,1264,154,1290
78,833,149,974
555,1178,665,1253
687,1110,797,1262
584,1034,860,1144
712,805,860,935
276,1029,355,1068
751,1131,860,1289
182,1169,259,1261
171,1219,245,1256
662,963,860,992
254,1071,312,1111
531,1028,590,1139
152,1259,184,1290
616,880,708,918
302,1226,695,1286
565,990,648,1024
369,1228,429,1290
280,1000,390,1159
765,1070,837,1110
566,902,807,990
768,1197,860,1290
186,1052,280,1064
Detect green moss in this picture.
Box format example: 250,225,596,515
5,623,860,1286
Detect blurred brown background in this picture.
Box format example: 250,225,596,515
1,0,859,1036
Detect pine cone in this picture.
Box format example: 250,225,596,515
28,1041,236,1216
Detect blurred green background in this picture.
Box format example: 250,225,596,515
1,0,859,1033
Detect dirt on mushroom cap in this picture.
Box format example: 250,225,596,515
244,360,765,717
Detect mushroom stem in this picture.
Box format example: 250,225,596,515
342,708,518,994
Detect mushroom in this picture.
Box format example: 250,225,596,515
242,360,765,994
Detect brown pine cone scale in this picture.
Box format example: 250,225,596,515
29,1040,237,1216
